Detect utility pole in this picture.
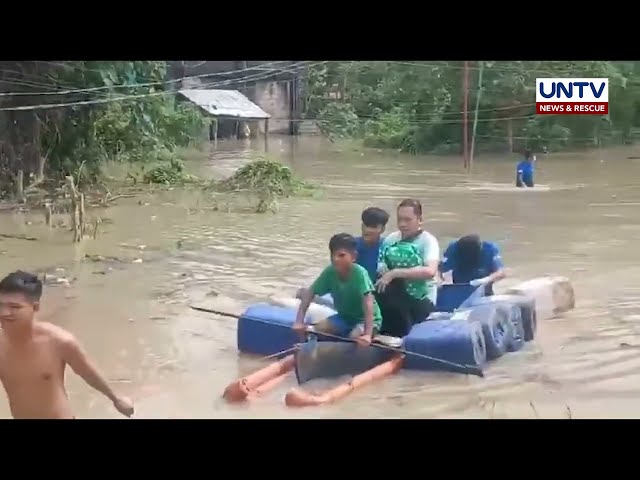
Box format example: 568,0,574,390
241,61,248,97
462,61,470,170
469,61,485,172
289,64,297,136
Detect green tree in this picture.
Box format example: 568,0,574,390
305,61,640,155
0,61,207,195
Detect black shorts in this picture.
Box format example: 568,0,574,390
376,279,435,338
516,177,534,188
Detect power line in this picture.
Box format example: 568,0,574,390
0,61,323,112
381,61,590,76
0,60,295,98
2,60,634,102
318,100,538,118
323,60,627,77
0,64,90,92
313,111,551,125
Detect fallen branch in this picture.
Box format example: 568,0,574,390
0,203,28,211
0,233,38,241
105,193,138,204
24,176,46,193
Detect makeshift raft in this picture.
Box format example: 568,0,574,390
220,276,575,407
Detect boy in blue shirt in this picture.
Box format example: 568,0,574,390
355,207,390,283
516,150,536,188
440,234,506,295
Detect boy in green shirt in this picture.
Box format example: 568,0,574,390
294,233,383,346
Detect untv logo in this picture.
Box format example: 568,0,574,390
535,78,609,115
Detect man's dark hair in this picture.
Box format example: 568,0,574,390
524,150,533,160
329,233,358,254
398,198,422,217
0,271,43,302
457,235,482,270
361,207,390,228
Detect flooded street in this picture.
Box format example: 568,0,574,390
2,137,640,419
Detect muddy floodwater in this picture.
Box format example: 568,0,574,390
2,137,640,419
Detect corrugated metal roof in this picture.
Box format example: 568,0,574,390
178,89,271,120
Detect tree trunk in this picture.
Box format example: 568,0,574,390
15,170,24,201
36,154,45,181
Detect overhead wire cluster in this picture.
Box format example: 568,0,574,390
0,60,623,145
0,60,323,111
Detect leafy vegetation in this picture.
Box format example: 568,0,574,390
44,62,207,181
0,62,321,227
0,61,208,198
305,61,640,154
141,158,200,185
212,156,318,213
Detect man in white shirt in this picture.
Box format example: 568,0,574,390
374,198,440,337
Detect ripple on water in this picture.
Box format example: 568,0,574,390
4,139,640,418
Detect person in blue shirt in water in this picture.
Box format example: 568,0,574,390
355,207,390,283
439,234,506,295
516,150,536,188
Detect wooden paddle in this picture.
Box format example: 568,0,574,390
190,305,484,377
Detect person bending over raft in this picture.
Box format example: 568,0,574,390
0,271,134,419
439,234,506,295
516,150,536,188
356,207,390,283
294,233,383,346
374,199,440,338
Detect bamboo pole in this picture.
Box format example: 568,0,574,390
469,61,485,172
45,204,52,228
78,193,85,238
65,175,85,243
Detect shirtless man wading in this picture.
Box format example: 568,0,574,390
0,270,134,419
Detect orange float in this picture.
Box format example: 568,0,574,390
223,354,295,403
285,354,405,407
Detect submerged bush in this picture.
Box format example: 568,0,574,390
214,157,318,213
142,158,199,185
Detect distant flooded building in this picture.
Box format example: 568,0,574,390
177,88,270,143
167,61,303,136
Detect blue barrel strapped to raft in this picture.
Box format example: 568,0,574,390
505,304,526,352
237,303,302,356
462,294,537,342
236,283,534,373
436,283,485,313
402,319,487,373
452,305,515,360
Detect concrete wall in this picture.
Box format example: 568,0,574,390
170,61,295,135
180,76,292,135
253,81,291,134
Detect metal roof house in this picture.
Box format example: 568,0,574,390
178,89,271,141
178,89,271,121
168,61,303,135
